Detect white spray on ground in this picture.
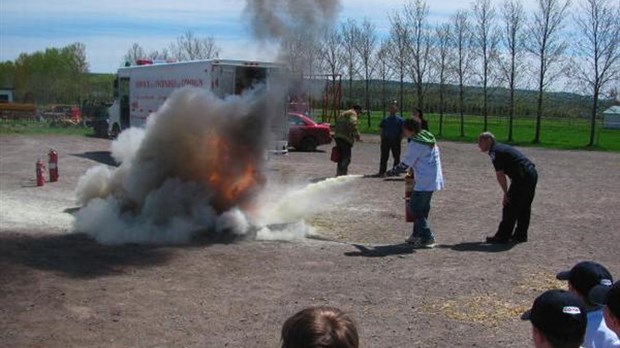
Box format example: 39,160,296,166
74,87,359,245
253,175,360,240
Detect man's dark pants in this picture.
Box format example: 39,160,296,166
336,137,352,176
496,167,538,241
379,137,401,174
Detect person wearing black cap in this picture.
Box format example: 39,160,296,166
556,261,620,348
591,281,620,338
478,131,537,244
334,105,361,176
522,289,587,348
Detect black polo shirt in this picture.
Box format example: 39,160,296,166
489,143,535,180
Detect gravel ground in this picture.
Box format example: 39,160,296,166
1,134,619,348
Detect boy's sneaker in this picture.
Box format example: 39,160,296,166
405,236,420,245
486,235,510,244
421,238,436,249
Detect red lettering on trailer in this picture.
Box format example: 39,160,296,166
135,80,150,88
155,80,177,88
181,78,203,87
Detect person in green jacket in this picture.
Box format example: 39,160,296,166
334,105,361,176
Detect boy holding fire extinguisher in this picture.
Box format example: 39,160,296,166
388,118,444,248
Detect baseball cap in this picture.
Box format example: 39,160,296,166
590,281,620,318
521,289,587,340
556,261,613,298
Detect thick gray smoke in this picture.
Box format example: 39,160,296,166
74,87,359,245
244,0,340,49
75,87,273,244
243,0,343,106
243,0,341,41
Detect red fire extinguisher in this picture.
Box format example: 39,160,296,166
48,148,59,182
405,170,414,222
36,159,46,187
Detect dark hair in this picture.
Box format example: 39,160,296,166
351,104,362,112
403,117,422,134
542,332,584,348
281,306,359,348
413,107,425,120
608,282,620,318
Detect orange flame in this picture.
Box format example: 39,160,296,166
196,132,264,212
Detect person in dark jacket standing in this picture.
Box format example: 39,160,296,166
478,132,538,244
334,105,361,176
377,103,404,177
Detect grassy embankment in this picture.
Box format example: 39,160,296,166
353,111,620,152
2,112,619,151
0,120,92,137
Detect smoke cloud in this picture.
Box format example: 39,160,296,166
243,0,341,42
72,0,354,245
74,87,359,245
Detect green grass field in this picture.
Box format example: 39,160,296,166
2,112,619,152
0,120,93,137
352,111,620,152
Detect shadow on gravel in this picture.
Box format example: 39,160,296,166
0,232,173,279
383,177,405,182
72,151,118,167
437,241,516,252
344,243,416,257
309,176,332,183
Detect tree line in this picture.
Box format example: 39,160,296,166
0,43,90,105
122,31,221,66
1,0,618,145
0,31,221,107
280,0,619,145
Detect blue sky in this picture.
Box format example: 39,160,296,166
1,0,541,73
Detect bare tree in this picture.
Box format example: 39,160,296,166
500,0,527,141
148,48,171,61
283,31,317,76
527,0,570,144
608,86,619,102
170,31,221,61
433,23,453,136
123,43,146,66
340,19,361,105
404,0,433,110
375,39,396,118
472,0,500,131
317,28,345,121
571,0,620,146
451,10,475,137
388,11,410,110
354,19,378,126
318,28,345,77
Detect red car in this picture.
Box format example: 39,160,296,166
288,112,332,151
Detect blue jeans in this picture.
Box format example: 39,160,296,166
409,191,434,241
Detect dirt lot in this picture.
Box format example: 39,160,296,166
1,134,619,348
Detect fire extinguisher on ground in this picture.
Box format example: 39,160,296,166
48,148,59,182
36,159,46,187
405,169,414,222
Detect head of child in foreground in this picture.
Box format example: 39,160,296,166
281,306,359,348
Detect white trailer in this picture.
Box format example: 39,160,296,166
107,59,288,152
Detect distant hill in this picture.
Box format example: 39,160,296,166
331,79,601,118
87,73,610,119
